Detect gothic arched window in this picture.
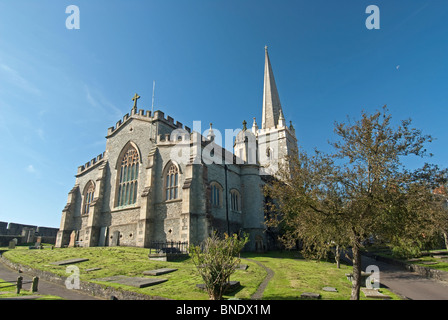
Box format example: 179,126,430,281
117,147,139,207
165,163,179,201
83,181,95,215
210,182,223,207
230,189,241,212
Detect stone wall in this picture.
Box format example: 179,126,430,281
0,221,59,245
0,221,7,234
363,252,448,282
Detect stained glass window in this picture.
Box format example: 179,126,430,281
165,164,179,201
117,147,139,207
83,181,95,215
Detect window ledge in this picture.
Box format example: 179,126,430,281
164,199,182,204
111,205,141,213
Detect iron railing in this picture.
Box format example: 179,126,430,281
148,241,189,255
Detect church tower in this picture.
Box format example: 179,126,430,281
252,46,298,175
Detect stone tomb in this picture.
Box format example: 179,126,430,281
142,268,178,276
50,258,89,266
95,275,167,288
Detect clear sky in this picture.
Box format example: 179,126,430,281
0,0,447,228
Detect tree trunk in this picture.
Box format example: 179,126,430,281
350,242,362,300
443,232,448,251
335,245,341,269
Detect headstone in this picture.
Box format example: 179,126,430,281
12,238,18,245
8,240,15,249
300,292,321,299
68,231,77,248
98,227,108,247
322,287,338,292
111,231,120,246
86,268,102,272
143,268,178,276
237,264,248,270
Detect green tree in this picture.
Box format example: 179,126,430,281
189,232,249,300
267,106,447,300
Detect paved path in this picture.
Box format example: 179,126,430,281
361,255,448,300
0,258,102,300
242,258,274,300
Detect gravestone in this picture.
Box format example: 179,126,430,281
86,268,102,272
68,231,77,248
361,288,391,299
322,287,338,292
143,268,177,276
98,227,108,247
8,240,15,249
50,258,89,265
111,231,120,246
94,275,167,288
196,281,241,293
300,292,321,299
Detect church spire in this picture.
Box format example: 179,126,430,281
262,46,284,129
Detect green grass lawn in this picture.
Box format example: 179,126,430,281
243,251,401,300
1,245,401,300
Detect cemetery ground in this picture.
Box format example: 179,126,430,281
0,245,408,300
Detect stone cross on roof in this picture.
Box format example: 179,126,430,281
132,93,140,110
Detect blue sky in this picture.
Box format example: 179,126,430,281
0,0,447,228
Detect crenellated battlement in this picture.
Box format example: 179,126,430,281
77,151,106,176
106,107,191,137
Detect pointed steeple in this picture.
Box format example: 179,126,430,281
262,46,284,129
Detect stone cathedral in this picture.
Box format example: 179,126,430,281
56,48,298,251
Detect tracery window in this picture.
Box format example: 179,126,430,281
165,164,179,201
230,189,241,212
83,181,95,215
117,147,139,207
